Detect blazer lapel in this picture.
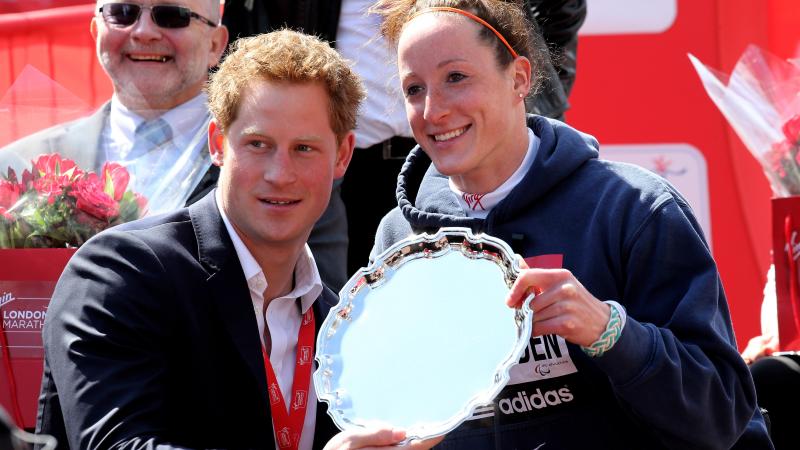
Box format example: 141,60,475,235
191,196,342,448
188,192,269,401
185,162,219,207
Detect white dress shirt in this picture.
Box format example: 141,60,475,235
217,191,323,450
101,93,210,210
336,0,412,148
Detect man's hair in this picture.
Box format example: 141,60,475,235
207,29,365,141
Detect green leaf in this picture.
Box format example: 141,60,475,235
103,170,115,198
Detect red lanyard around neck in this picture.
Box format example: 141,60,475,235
262,308,316,450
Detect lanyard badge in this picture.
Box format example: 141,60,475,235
262,309,315,449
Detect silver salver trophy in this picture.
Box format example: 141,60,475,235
314,227,534,442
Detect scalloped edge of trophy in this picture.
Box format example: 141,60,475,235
313,227,534,441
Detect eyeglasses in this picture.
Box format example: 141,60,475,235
98,3,217,29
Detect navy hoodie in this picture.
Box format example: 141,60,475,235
372,116,773,449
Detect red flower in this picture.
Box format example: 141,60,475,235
2,153,146,248
24,154,84,204
0,179,22,209
783,114,800,144
33,154,80,179
767,141,790,178
32,176,68,204
20,168,34,189
101,162,130,201
0,206,13,221
3,167,18,183
72,173,119,221
135,193,149,214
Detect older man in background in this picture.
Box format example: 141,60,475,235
0,0,228,209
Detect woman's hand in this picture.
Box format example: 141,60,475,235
506,263,610,347
323,427,444,450
741,334,778,365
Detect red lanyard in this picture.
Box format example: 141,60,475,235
262,309,316,450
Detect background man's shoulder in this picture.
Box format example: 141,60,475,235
0,104,109,172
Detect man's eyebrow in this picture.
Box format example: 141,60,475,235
295,134,324,142
240,126,266,136
238,128,324,142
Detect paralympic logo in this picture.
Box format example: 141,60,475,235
533,364,551,377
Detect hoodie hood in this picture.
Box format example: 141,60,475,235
396,115,599,232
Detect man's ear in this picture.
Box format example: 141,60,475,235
334,131,356,179
208,120,226,167
512,56,532,103
208,25,229,69
90,16,99,41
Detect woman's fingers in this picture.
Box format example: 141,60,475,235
324,428,446,450
507,268,610,346
404,435,446,449
324,427,406,450
506,268,570,307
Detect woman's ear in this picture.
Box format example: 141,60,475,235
512,56,532,100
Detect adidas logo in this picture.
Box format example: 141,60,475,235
498,387,574,414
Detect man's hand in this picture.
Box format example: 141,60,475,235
323,427,444,450
741,334,779,365
507,262,610,347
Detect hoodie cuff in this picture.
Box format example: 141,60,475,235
592,314,656,386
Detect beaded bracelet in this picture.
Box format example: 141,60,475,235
581,302,624,358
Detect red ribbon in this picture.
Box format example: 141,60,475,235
783,215,800,336
0,319,24,426
261,309,316,450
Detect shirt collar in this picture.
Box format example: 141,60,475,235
450,127,539,218
215,190,323,313
109,92,210,151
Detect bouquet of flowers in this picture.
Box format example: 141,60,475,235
690,45,800,350
690,45,800,197
0,154,147,248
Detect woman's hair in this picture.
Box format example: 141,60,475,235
370,0,551,95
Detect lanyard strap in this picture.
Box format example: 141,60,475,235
262,309,316,450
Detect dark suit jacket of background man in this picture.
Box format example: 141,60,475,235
36,192,339,449
0,103,218,207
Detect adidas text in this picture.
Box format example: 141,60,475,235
498,387,574,414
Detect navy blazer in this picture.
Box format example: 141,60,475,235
36,192,339,449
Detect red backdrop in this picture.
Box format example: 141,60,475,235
0,3,111,147
2,0,800,427
567,0,800,349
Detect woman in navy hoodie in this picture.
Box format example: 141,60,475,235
369,0,774,448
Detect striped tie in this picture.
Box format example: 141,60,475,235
128,118,173,160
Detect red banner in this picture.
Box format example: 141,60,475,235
771,197,800,351
0,248,75,428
